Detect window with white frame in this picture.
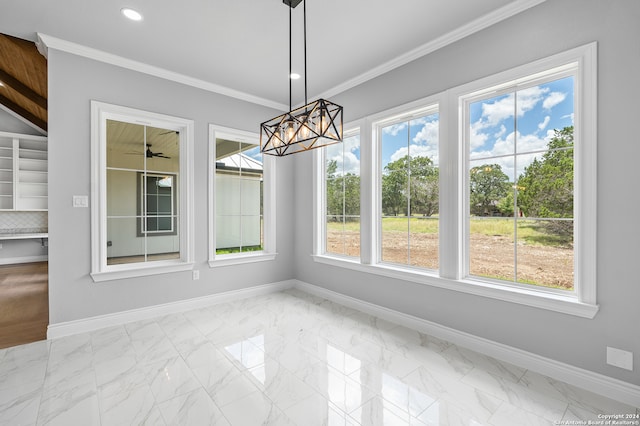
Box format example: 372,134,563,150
324,131,361,257
90,102,194,282
463,73,576,291
313,43,597,317
377,107,440,270
137,173,177,236
209,125,276,266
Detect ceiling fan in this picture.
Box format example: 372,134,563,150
145,144,170,159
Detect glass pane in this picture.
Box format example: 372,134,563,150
516,219,573,290
515,76,575,155
326,178,344,217
216,174,241,216
343,217,360,257
107,120,145,170
343,174,360,216
469,93,515,161
107,217,145,265
157,216,173,231
241,178,261,216
469,158,513,217
241,215,262,251
381,122,408,217
326,216,345,255
216,215,241,254
409,217,438,270
381,216,408,265
469,217,514,281
157,196,172,215
146,216,158,232
106,169,138,216
325,143,343,177
146,126,179,173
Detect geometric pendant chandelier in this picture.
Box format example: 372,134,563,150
260,0,343,156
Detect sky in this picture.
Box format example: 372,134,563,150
468,76,574,180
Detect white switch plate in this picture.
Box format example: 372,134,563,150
192,270,200,280
606,346,633,371
72,195,89,208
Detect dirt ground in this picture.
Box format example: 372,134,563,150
327,231,573,290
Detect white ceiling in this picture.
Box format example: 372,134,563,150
1,0,544,109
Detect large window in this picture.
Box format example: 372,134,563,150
464,74,575,291
313,43,597,317
91,102,194,281
209,125,276,266
324,131,361,257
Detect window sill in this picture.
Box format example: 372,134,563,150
91,261,194,282
311,255,598,319
209,252,277,268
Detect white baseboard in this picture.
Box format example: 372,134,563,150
0,255,48,265
47,279,296,339
294,280,640,408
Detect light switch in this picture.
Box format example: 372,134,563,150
73,195,89,208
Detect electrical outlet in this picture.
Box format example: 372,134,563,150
606,347,633,371
192,270,200,280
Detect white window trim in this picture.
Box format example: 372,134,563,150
90,101,195,282
312,42,598,319
208,124,276,268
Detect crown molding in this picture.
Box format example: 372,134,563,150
36,0,546,111
36,33,288,111
316,0,548,100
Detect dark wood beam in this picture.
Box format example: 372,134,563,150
0,67,47,110
0,93,47,131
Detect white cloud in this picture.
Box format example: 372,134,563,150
479,86,547,128
382,122,407,136
471,129,554,179
538,115,550,131
342,151,360,175
470,120,489,151
543,91,566,110
494,124,507,139
412,120,439,146
562,113,575,124
390,144,439,165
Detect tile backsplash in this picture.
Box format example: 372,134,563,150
0,211,48,233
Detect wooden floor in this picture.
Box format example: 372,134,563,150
0,261,48,349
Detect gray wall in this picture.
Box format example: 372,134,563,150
294,0,640,386
0,108,44,136
48,50,295,324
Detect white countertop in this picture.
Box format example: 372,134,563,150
0,233,48,240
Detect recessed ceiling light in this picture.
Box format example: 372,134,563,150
121,8,143,21
290,73,301,80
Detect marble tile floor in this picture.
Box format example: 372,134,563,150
0,288,637,426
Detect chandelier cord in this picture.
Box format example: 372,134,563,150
303,0,308,106
289,4,292,112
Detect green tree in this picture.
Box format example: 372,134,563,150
382,155,439,216
517,126,573,235
408,156,439,216
326,159,360,221
469,164,510,216
382,157,408,216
